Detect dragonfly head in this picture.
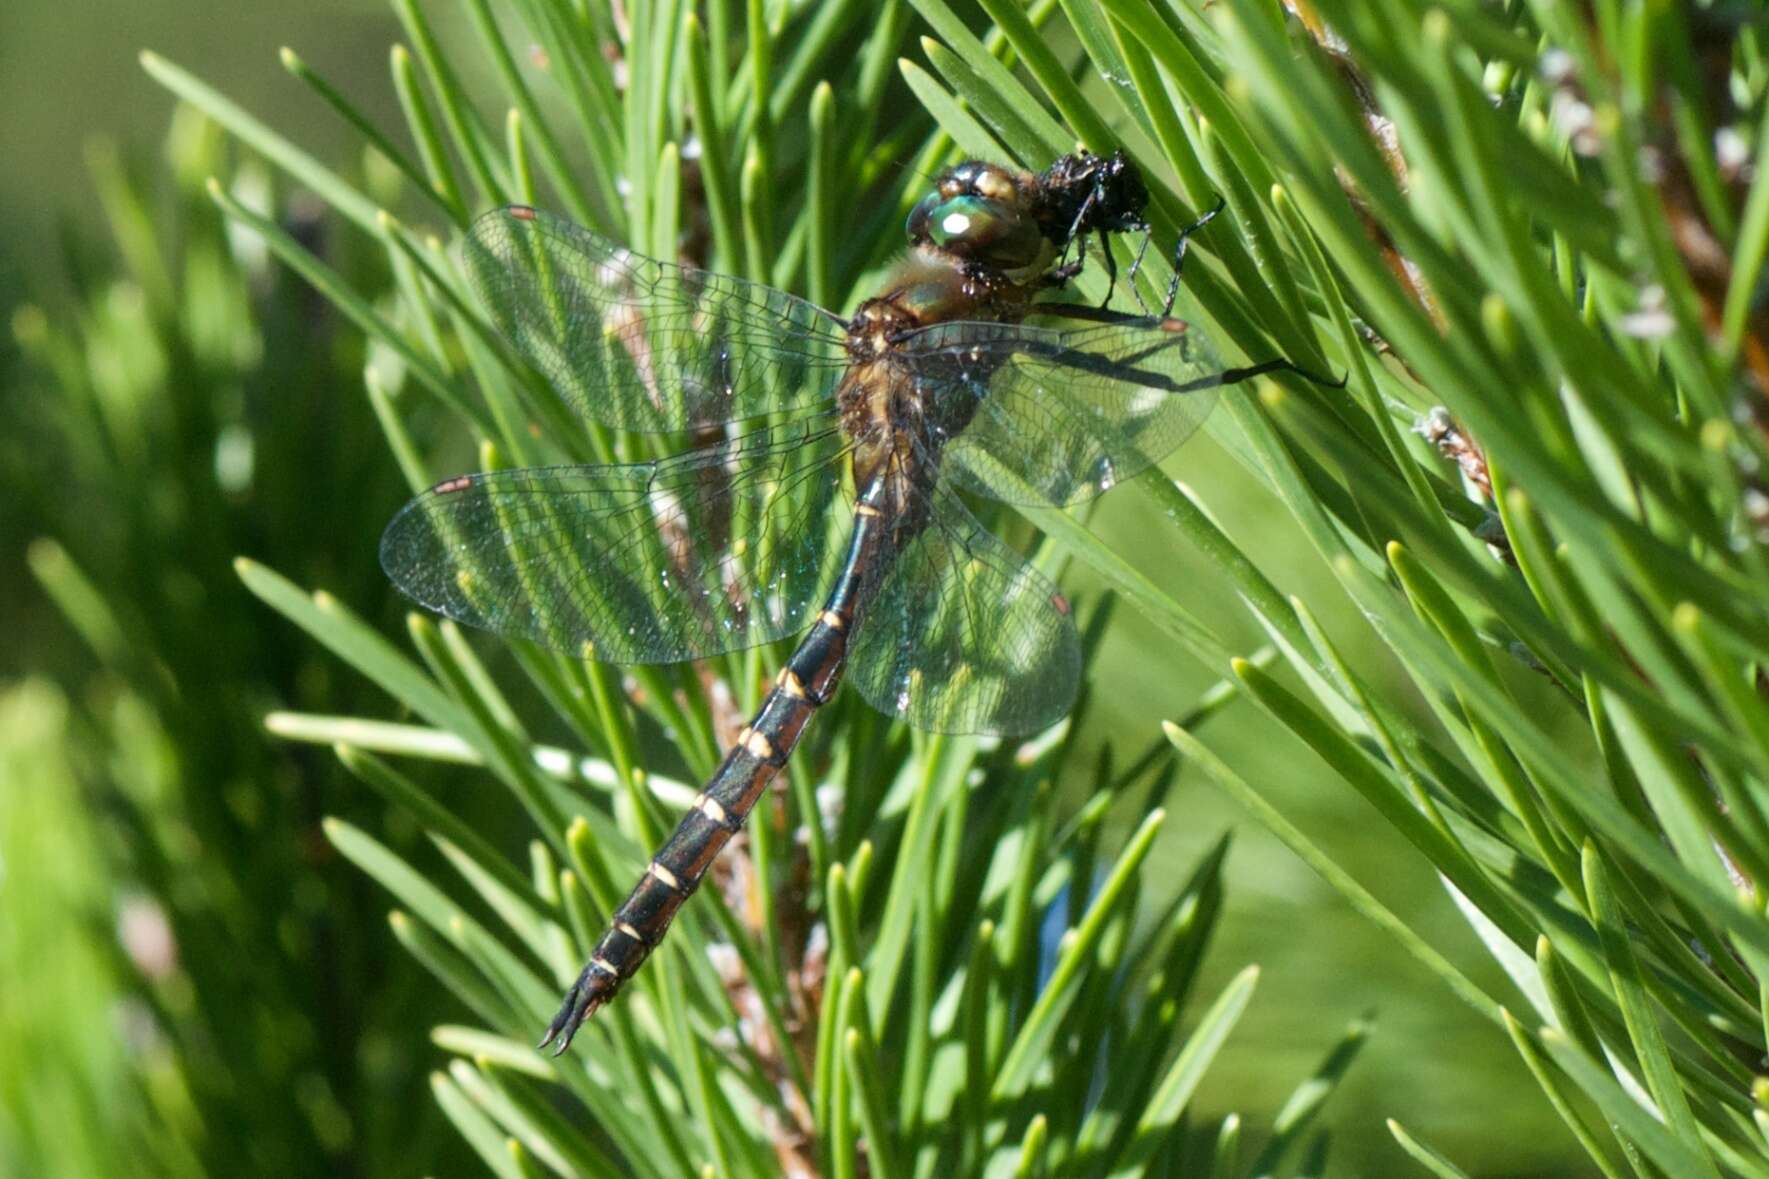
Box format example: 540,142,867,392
907,161,1047,272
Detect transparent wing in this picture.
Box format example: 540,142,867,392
379,420,853,662
847,485,1079,736
901,318,1223,506
464,206,851,432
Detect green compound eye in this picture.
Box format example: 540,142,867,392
905,193,939,243
924,196,997,246
908,195,1043,269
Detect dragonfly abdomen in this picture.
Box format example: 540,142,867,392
539,485,892,1054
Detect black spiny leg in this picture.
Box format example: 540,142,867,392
1123,224,1156,315
1043,195,1226,319
1042,254,1086,289
1094,226,1119,309
1060,185,1101,275
1158,195,1227,318
1029,194,1345,391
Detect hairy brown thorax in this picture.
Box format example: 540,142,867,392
841,242,1039,496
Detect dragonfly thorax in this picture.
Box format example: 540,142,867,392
852,247,1037,348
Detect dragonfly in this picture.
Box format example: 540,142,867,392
380,152,1337,1053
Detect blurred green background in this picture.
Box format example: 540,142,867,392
0,1,1585,1175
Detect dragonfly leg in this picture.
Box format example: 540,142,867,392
1059,187,1100,270
1034,196,1229,331
1041,255,1087,289
1123,224,1156,315
1158,195,1228,318
1095,227,1119,309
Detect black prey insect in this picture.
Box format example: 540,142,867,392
380,152,1338,1052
